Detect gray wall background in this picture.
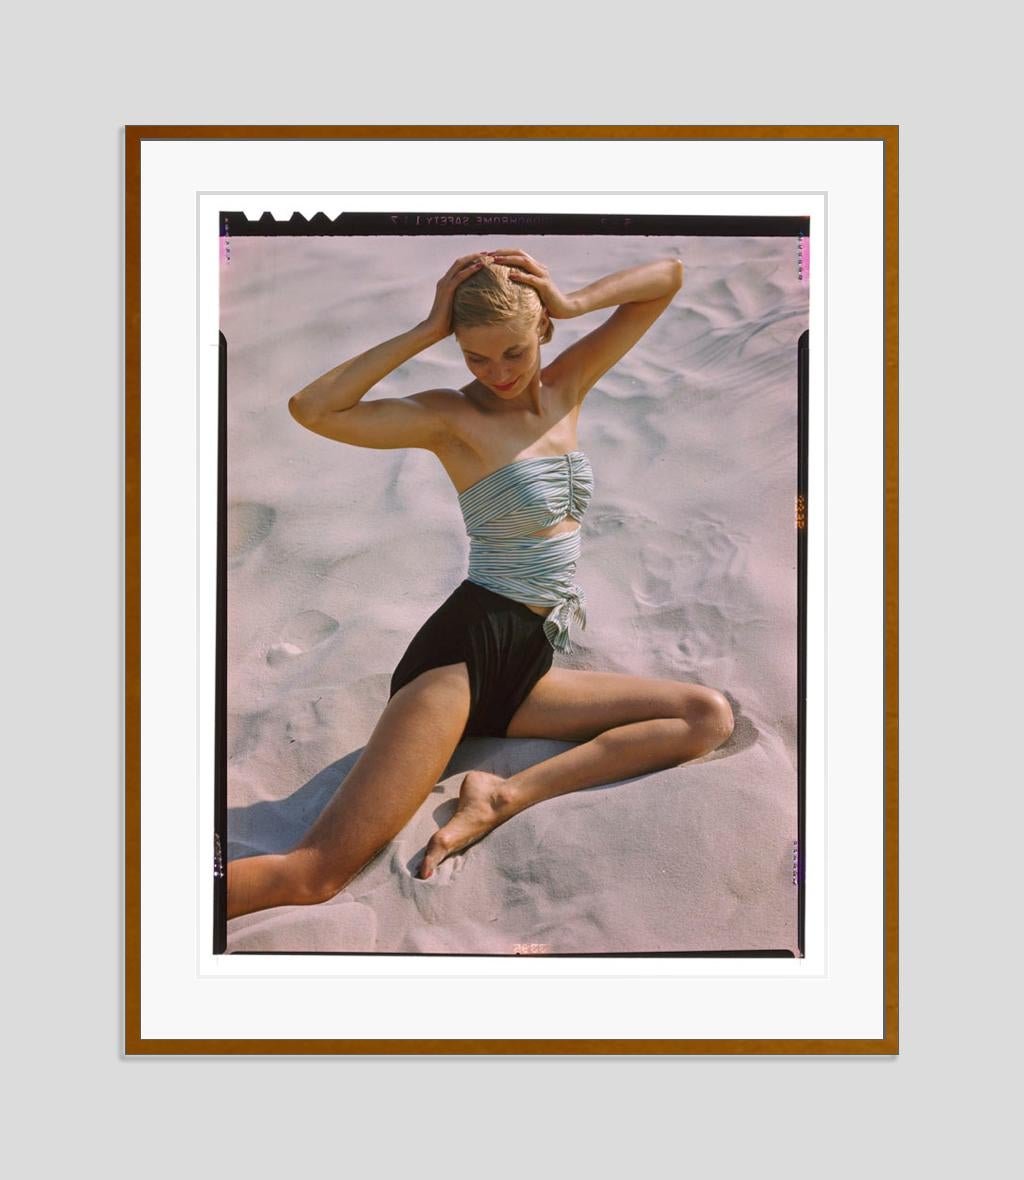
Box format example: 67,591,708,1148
6,1,1016,1174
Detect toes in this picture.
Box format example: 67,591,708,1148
420,832,453,880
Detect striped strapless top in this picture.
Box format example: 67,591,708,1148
457,450,595,653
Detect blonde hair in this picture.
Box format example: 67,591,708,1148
452,261,554,344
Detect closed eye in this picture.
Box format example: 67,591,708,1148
467,350,524,362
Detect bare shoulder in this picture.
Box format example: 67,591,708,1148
409,387,462,412
433,370,583,490
415,387,474,446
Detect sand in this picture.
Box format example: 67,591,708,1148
220,230,806,955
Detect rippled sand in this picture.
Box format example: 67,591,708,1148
221,231,807,955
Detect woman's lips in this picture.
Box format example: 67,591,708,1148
493,378,518,391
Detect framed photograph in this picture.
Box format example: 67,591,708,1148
125,125,897,1053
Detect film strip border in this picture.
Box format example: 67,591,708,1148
220,211,812,237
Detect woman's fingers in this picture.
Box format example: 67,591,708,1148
486,250,546,275
451,259,485,287
439,248,557,292
445,253,486,275
440,256,486,285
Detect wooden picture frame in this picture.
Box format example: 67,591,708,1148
125,125,897,1054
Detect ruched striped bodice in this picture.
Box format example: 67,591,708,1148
457,450,594,653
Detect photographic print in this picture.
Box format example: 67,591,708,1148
217,211,810,958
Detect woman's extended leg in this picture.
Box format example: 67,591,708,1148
419,667,734,878
228,662,472,919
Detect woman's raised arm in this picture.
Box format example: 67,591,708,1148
287,253,486,449
563,257,683,317
288,320,442,421
490,252,684,400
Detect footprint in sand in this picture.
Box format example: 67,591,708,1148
227,501,275,565
267,609,340,665
284,695,329,743
634,543,676,608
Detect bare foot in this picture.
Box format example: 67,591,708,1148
420,771,516,879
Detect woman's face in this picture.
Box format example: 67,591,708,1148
456,318,543,398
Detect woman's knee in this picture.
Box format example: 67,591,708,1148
677,684,734,750
700,687,734,748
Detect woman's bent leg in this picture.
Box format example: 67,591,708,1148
420,670,734,878
227,662,472,919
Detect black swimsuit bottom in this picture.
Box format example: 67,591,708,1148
388,579,554,738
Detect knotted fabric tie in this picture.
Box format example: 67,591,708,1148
542,585,588,654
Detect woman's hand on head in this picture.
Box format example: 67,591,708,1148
421,254,487,342
484,249,579,319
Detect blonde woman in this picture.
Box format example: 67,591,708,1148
227,248,734,920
